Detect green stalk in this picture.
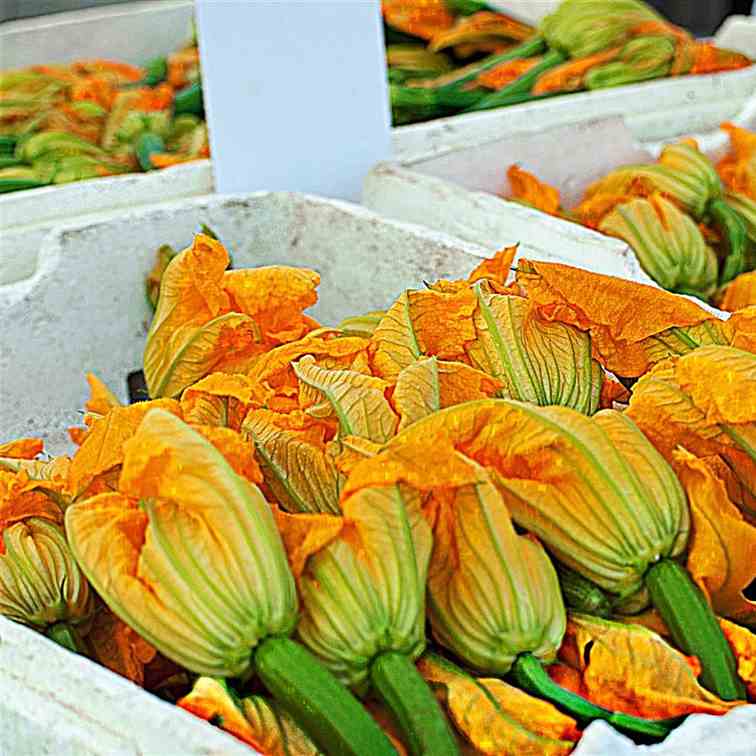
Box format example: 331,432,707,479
510,653,678,741
370,651,459,756
466,49,567,112
143,57,168,87
135,132,166,172
0,135,17,154
254,636,398,756
0,179,47,193
46,622,88,655
436,36,547,94
174,82,204,117
645,559,745,701
709,198,747,285
556,563,612,618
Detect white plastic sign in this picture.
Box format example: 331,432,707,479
196,0,392,200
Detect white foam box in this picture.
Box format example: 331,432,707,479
363,103,756,289
1,191,754,755
0,0,213,285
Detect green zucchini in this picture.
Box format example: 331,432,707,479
556,563,612,618
645,558,745,701
0,135,17,154
254,636,398,756
436,36,547,94
510,653,679,742
143,57,168,87
371,651,459,756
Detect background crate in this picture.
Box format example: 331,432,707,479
0,0,211,285
363,108,755,305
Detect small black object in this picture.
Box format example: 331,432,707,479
127,370,149,404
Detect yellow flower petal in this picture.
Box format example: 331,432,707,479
242,409,341,514
562,614,740,718
674,449,756,625
294,356,398,443
67,399,181,495
515,259,727,376
418,653,577,755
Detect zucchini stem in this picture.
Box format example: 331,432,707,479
437,36,547,94
466,49,567,112
254,636,398,756
646,558,745,701
46,622,88,655
370,651,460,756
510,653,677,742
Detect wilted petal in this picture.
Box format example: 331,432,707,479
0,438,43,459
87,606,156,685
369,292,422,380
178,677,263,749
562,614,739,718
507,166,561,215
471,285,602,413
180,372,257,428
418,653,577,755
247,332,370,408
67,399,181,495
627,346,756,465
467,246,519,287
516,259,730,377
222,266,319,346
719,620,756,700
242,409,341,514
717,271,756,312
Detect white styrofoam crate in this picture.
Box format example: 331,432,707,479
363,105,755,304
1,191,754,754
0,0,211,285
1,190,754,754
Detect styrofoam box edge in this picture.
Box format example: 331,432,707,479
0,160,214,284
391,65,756,160
0,616,253,756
